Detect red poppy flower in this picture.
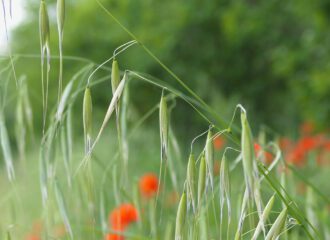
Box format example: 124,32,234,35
299,136,320,151
213,135,225,150
109,204,138,230
287,146,306,167
254,143,261,153
139,173,159,198
287,135,324,167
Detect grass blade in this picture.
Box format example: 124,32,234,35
54,180,73,239
0,113,15,181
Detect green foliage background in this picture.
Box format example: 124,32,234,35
9,0,330,135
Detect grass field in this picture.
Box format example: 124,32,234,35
1,0,330,239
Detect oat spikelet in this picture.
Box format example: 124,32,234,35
240,110,255,196
39,0,51,133
240,106,264,231
220,154,231,230
87,74,126,157
265,207,288,240
252,195,275,240
186,154,196,212
205,129,214,190
159,91,169,163
175,192,187,240
197,154,206,209
57,0,65,101
83,87,93,154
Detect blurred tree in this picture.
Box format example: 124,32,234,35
5,0,330,135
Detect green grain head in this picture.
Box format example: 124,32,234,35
57,0,65,35
111,60,120,94
175,192,187,240
159,92,169,162
186,153,196,212
240,110,255,196
83,87,93,152
197,154,206,208
205,129,214,190
252,195,275,240
265,207,288,240
39,0,50,48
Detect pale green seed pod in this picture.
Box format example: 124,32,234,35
83,87,93,152
265,207,288,240
205,129,214,189
241,110,264,227
56,0,65,99
56,81,73,121
39,0,50,48
175,192,187,240
220,154,231,223
91,74,126,152
252,195,275,240
240,111,255,196
57,0,65,35
197,155,206,208
159,93,169,162
111,60,120,94
186,154,196,211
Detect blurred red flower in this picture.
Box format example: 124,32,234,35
213,135,225,150
287,135,323,166
287,147,306,167
139,173,159,198
25,234,40,240
109,203,138,230
299,136,320,151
